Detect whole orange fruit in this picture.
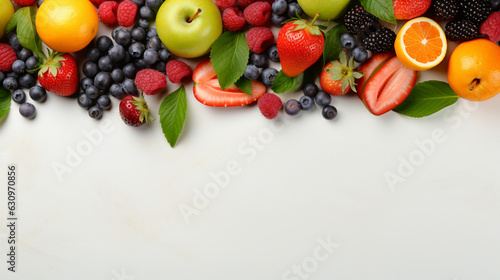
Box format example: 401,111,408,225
36,0,99,53
447,39,500,101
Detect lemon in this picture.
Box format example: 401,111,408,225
0,0,15,39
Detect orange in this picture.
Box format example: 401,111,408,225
394,17,447,71
36,0,99,53
447,39,500,101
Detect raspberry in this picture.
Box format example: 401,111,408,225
223,7,246,31
258,93,282,119
213,0,237,10
0,44,17,72
90,0,107,8
117,0,138,28
237,0,257,9
247,27,274,53
166,60,192,83
135,69,167,95
480,12,500,42
12,0,35,6
243,1,272,26
98,1,119,25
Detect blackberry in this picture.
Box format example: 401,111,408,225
433,0,459,20
459,0,493,24
362,27,396,53
445,19,479,41
344,5,379,35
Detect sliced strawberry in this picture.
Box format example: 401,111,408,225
362,56,418,116
355,52,394,99
193,59,266,107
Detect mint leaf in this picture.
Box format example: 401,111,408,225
159,86,187,148
360,0,396,24
235,76,252,95
6,7,44,58
0,87,11,120
323,24,347,66
393,80,459,118
210,32,249,90
272,70,299,93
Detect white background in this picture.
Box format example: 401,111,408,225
1,5,500,280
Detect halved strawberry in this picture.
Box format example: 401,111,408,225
361,56,418,115
355,52,394,99
193,59,266,107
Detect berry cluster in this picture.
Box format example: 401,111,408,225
96,0,165,28
244,47,280,87
284,83,337,120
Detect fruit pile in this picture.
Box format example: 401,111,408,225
0,0,499,147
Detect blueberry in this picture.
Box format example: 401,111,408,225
123,63,138,79
107,45,124,63
137,18,150,29
18,73,36,89
267,44,279,62
12,89,26,104
96,36,113,52
3,77,18,91
322,105,338,120
303,83,318,98
158,48,172,62
6,71,20,80
271,13,288,26
146,36,162,51
131,27,147,42
315,90,331,106
139,6,155,20
99,55,115,72
129,42,146,58
97,95,112,110
287,2,302,18
25,56,39,71
109,83,126,99
244,64,260,80
351,46,368,63
130,0,144,6
113,28,132,47
261,67,278,87
147,28,157,38
250,52,268,68
83,61,100,78
272,0,288,15
17,48,33,61
12,60,26,74
134,58,148,70
154,61,167,74
285,99,301,116
80,77,94,91
8,34,22,51
340,33,356,50
0,72,5,84
28,85,46,102
88,105,103,119
121,79,137,95
111,68,125,83
299,95,314,110
87,47,102,62
143,48,158,65
19,102,36,119
77,93,94,109
146,0,162,11
94,72,113,90
85,85,100,99
37,0,44,7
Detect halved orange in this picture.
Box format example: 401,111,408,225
395,17,447,71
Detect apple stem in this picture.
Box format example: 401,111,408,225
469,79,480,91
310,13,320,25
188,9,202,23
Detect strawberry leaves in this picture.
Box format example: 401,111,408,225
159,86,187,148
210,32,249,90
38,51,66,77
0,87,11,120
326,51,364,92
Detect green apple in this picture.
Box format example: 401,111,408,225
156,0,223,58
297,0,351,21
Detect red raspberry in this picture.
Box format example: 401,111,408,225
480,12,500,43
243,1,272,26
117,0,138,28
223,7,246,31
90,0,107,8
237,0,256,9
135,69,167,95
247,27,274,53
12,0,35,6
166,60,192,83
258,93,282,119
98,1,119,25
0,44,17,72
213,0,237,10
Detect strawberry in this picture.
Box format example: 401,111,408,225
320,51,364,96
192,59,266,107
38,52,79,96
355,52,394,99
119,95,155,127
277,14,325,77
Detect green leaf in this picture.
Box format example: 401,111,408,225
272,70,299,94
393,80,459,118
303,59,323,85
6,7,44,58
0,87,11,120
210,32,249,90
235,76,252,96
159,86,187,148
323,24,347,66
360,0,396,24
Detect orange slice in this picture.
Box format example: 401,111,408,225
395,17,447,71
